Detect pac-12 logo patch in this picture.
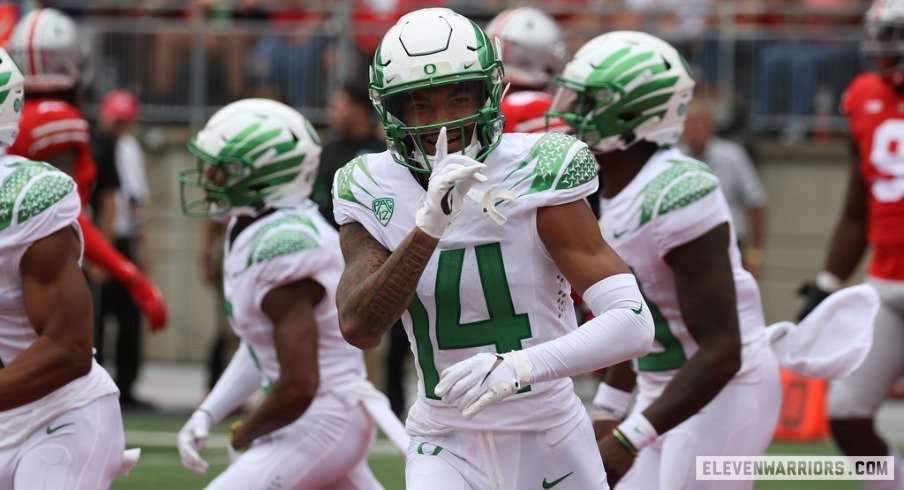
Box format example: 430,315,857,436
372,197,394,227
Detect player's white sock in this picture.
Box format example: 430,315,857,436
861,444,904,490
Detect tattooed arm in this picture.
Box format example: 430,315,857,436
336,222,439,349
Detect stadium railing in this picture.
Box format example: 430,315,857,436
73,1,867,137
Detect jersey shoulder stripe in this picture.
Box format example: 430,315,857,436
0,159,74,232
501,132,595,196
639,158,718,227
333,154,387,207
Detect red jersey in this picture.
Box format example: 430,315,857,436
843,73,904,280
500,90,568,134
9,98,94,204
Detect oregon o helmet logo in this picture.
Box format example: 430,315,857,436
424,64,437,75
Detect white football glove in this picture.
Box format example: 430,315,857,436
415,126,487,238
434,351,533,419
177,410,212,474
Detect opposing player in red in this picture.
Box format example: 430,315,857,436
798,0,904,486
485,6,569,134
8,8,166,330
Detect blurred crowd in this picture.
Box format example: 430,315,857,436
0,0,871,142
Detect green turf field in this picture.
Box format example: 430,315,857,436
113,413,893,489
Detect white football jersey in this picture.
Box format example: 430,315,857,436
222,200,366,395
0,154,117,448
333,132,599,432
598,148,765,387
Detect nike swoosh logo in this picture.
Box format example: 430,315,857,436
612,229,629,239
631,303,643,315
542,471,573,488
46,422,74,435
463,62,476,69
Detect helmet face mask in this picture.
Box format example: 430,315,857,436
370,8,505,172
550,31,695,154
379,78,493,166
179,98,322,218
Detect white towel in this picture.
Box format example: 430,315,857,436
333,380,410,459
117,448,141,476
766,284,878,379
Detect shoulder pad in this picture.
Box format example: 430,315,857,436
0,159,75,232
638,158,718,227
502,132,596,195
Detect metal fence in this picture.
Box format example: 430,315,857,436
74,1,869,136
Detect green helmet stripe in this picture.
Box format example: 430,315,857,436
593,46,632,76
244,156,306,184
250,139,294,161
623,75,679,102
218,122,261,157
590,51,654,85
0,90,9,105
614,63,666,87
227,128,282,160
0,72,11,86
471,20,494,69
372,45,385,87
302,118,321,145
620,92,674,115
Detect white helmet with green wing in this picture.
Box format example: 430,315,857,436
0,48,24,148
369,7,505,172
179,98,322,217
549,31,695,153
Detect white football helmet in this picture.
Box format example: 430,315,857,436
370,7,505,172
179,99,323,218
549,31,695,154
9,8,84,92
863,0,904,85
0,48,24,148
485,6,567,92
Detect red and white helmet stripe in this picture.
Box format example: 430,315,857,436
9,8,82,93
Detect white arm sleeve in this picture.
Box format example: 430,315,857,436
523,273,654,384
198,342,263,425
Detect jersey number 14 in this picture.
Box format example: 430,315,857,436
408,242,533,400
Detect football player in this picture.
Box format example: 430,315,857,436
0,46,131,490
177,98,405,489
332,8,654,489
485,6,569,134
549,31,782,489
797,0,904,486
7,7,166,330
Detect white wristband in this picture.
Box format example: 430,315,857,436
590,383,632,421
816,271,843,293
617,412,658,453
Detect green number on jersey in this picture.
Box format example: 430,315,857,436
409,242,532,400
634,273,686,372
